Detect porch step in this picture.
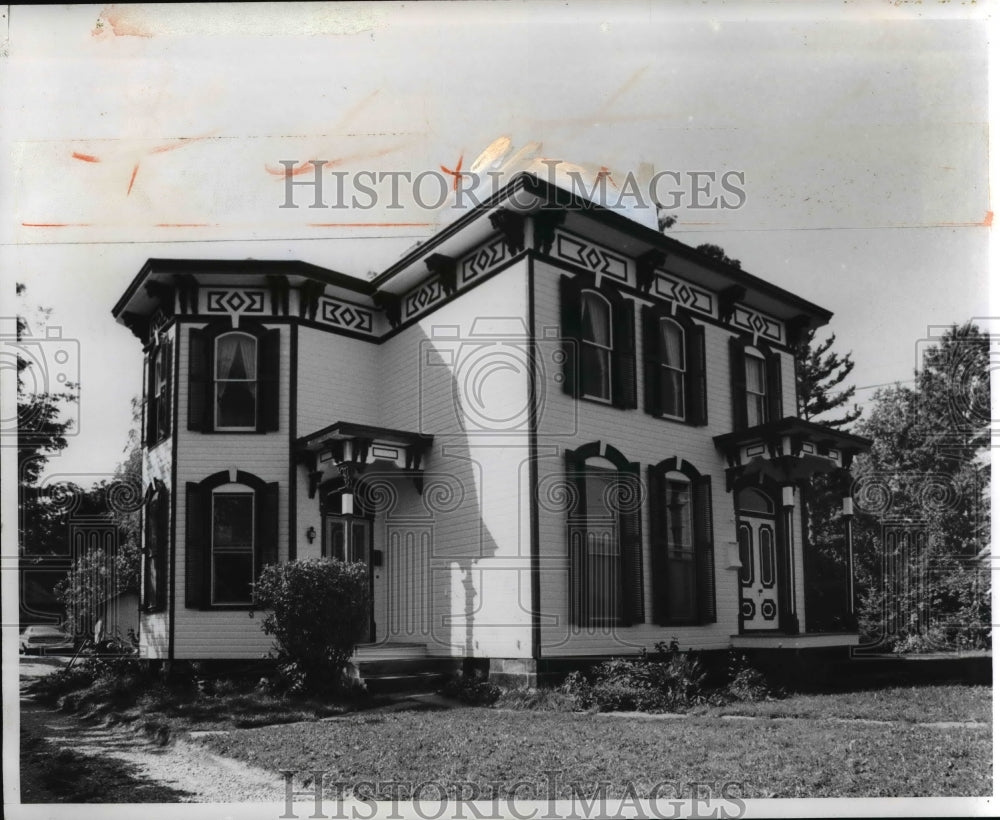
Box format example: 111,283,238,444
356,656,459,678
353,642,429,662
362,669,458,695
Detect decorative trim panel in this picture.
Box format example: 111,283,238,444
205,289,267,316
732,304,784,343
652,274,714,316
553,230,629,282
318,297,375,334
460,236,512,285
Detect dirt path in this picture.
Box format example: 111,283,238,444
18,659,288,804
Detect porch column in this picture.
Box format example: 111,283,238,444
781,484,800,634
842,495,857,629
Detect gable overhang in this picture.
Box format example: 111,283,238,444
714,416,872,490
371,173,835,330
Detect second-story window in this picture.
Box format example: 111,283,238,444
215,332,257,430
146,339,172,446
559,273,637,409
658,317,686,419
188,321,280,434
641,305,707,426
580,291,613,402
744,347,768,427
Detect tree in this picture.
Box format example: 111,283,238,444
795,328,862,429
852,323,990,651
793,329,864,632
696,243,741,270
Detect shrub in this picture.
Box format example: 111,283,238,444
252,558,370,694
441,675,501,706
26,665,95,704
494,687,582,712
563,645,708,713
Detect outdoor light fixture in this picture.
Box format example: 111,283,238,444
305,526,316,544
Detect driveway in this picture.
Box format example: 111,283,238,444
16,657,287,803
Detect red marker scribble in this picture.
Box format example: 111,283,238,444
71,152,100,163
21,223,92,228
155,223,215,228
440,154,464,192
126,163,140,195
984,211,993,228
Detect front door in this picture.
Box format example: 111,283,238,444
737,488,779,631
324,515,375,642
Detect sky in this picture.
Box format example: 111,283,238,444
0,1,991,484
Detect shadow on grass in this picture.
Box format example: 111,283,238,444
20,729,194,803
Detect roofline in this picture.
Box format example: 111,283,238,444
371,173,833,323
112,258,372,319
713,415,873,450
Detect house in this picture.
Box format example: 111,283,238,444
112,173,871,685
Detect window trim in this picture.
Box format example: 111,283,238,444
658,317,687,421
744,346,768,427
210,484,256,607
213,331,259,432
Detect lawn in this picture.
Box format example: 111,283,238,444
195,686,992,798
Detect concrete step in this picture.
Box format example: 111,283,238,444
357,656,459,677
363,671,453,695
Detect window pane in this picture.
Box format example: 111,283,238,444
214,494,254,547
581,345,611,400
667,555,697,621
216,335,257,380
759,526,775,587
745,354,765,393
746,393,766,427
585,469,616,520
214,552,253,604
350,521,368,563
328,520,346,561
660,369,685,418
737,488,773,515
217,383,257,428
580,293,611,347
659,320,684,369
665,481,692,548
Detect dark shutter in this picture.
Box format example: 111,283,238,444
185,482,207,608
692,474,716,624
257,481,280,576
766,349,784,423
187,328,211,432
686,323,708,426
729,336,748,431
559,276,581,397
611,297,637,408
641,305,662,417
565,449,588,626
258,328,281,432
142,490,154,610
154,485,169,610
145,348,157,445
647,467,669,625
618,464,644,625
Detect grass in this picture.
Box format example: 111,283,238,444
196,702,991,798
692,684,992,724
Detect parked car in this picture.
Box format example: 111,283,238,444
19,625,76,655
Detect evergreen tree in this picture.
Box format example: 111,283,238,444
795,328,862,428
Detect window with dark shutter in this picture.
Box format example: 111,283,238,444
565,443,643,628
143,480,169,612
146,341,172,445
187,322,280,433
186,471,279,609
729,335,782,430
642,307,706,426
558,274,637,409
649,459,716,625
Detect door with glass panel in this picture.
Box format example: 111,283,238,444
324,515,374,642
737,487,779,630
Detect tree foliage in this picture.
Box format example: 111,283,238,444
794,328,862,429
252,559,371,693
696,243,742,270
852,323,990,651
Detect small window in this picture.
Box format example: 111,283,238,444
745,348,767,427
658,318,686,420
215,333,257,430
580,291,613,402
737,487,774,515
211,487,254,605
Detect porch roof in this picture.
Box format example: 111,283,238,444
296,421,432,452
713,416,871,488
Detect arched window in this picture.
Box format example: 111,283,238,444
729,335,783,430
580,291,613,402
744,346,767,427
215,332,258,430
558,274,638,409
737,487,774,515
648,457,716,625
211,483,256,605
185,470,279,609
565,443,643,627
658,318,686,419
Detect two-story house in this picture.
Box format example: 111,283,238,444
112,173,870,685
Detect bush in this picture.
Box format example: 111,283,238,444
441,675,501,706
494,687,582,712
562,644,708,713
26,665,96,704
252,558,370,694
